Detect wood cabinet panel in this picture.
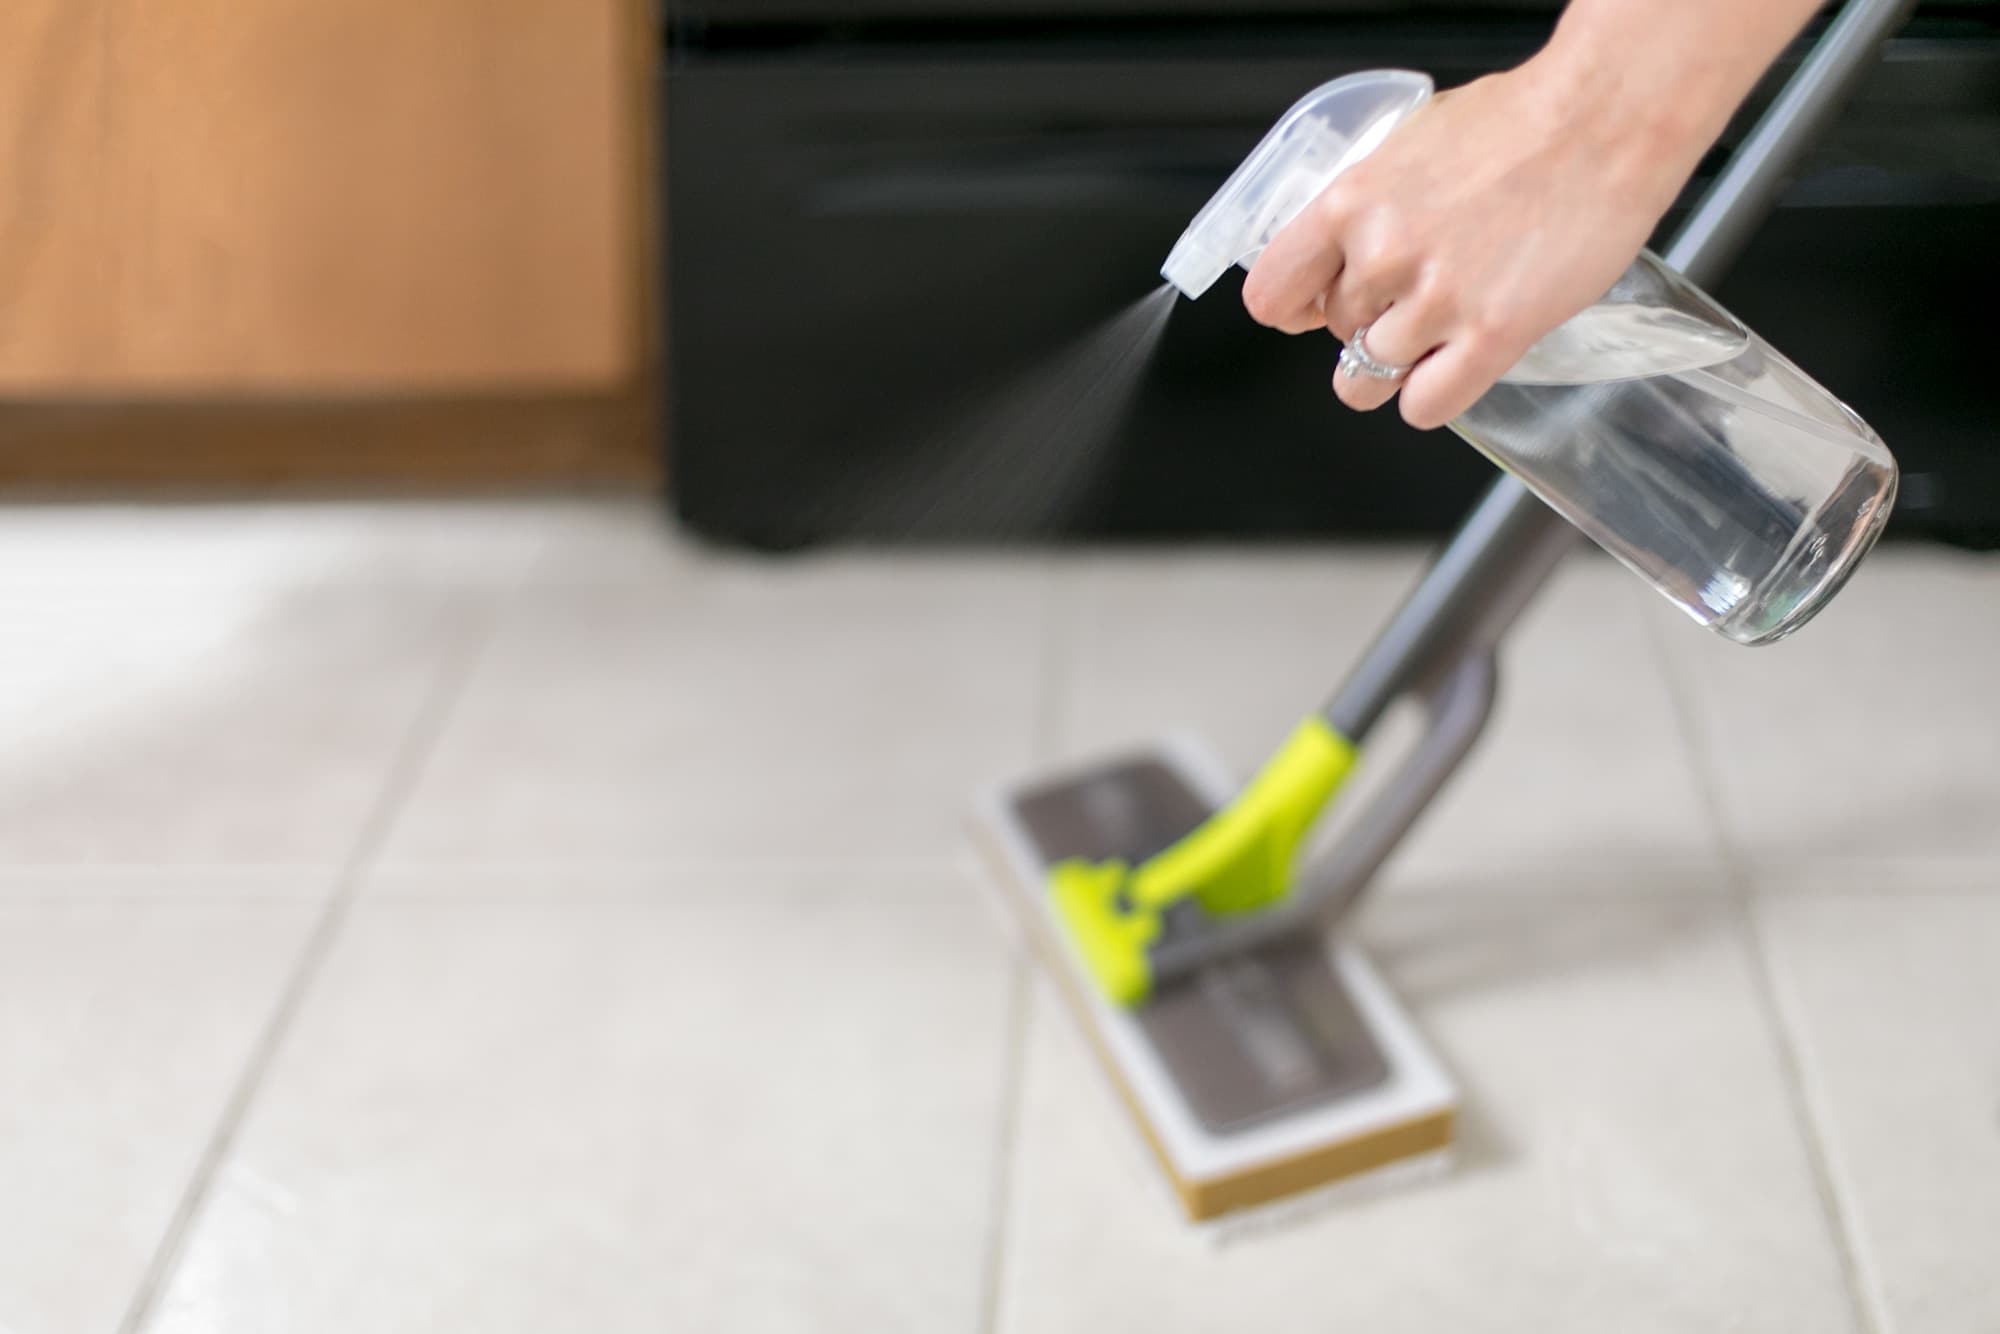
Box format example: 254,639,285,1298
0,0,638,394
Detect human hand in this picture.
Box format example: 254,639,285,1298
1239,57,1707,430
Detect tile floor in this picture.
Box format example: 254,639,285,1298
1,500,1994,1334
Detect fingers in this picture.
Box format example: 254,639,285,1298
1395,329,1528,430
1330,291,1451,414
1320,210,1419,343
1321,276,1389,352
1240,176,1539,428
1240,189,1352,334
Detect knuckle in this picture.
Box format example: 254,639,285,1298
1465,301,1531,349
1310,182,1357,229
1342,248,1394,292
1345,209,1417,279
1406,272,1459,326
1362,239,1414,282
1326,294,1370,340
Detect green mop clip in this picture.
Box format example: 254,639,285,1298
1048,716,1357,1006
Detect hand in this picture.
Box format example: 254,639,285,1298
1239,57,1704,430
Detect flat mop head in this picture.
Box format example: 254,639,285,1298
975,736,1458,1223
1047,716,1355,1005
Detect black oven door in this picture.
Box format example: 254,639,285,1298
664,14,2000,546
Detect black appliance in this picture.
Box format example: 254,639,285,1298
664,3,2000,547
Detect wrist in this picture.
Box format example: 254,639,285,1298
1514,33,1736,213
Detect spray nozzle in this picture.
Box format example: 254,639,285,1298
1161,70,1434,300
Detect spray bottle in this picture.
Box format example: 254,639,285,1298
1163,70,1897,646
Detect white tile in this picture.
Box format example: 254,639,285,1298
0,869,336,902
0,500,557,590
1751,858,2000,899
999,893,1856,1334
381,553,1050,865
1754,875,2000,1334
145,884,1015,1334
0,580,474,867
361,861,982,902
1057,549,1722,881
0,900,316,1334
1401,560,1721,874
1051,545,1420,772
1371,857,1734,901
1652,548,2000,862
524,499,707,585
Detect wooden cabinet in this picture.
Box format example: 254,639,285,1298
0,0,652,482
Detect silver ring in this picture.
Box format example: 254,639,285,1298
1338,324,1411,381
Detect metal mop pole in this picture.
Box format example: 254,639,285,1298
1148,0,1920,986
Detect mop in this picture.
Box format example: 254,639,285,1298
976,0,1916,1224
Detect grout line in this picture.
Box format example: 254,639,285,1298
356,855,985,876
113,598,498,1334
974,956,1033,1334
1736,892,1894,1334
1642,608,1886,1334
969,557,1062,1329
357,887,999,909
